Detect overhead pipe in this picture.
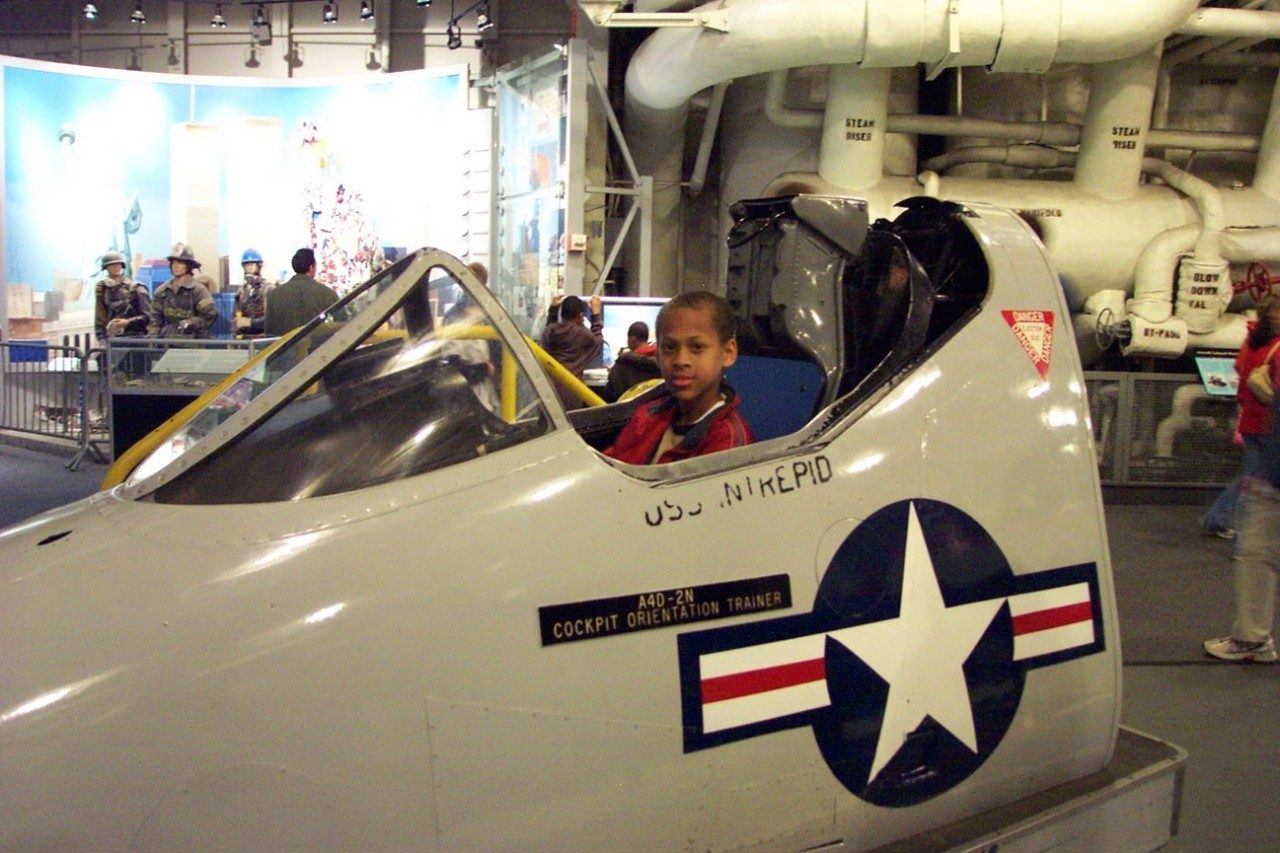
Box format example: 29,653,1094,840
627,0,1203,111
688,82,728,195
625,0,1275,290
922,145,1075,174
1175,5,1280,39
768,68,1259,153
764,70,820,129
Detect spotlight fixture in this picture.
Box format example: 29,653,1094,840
210,3,227,28
82,3,98,20
251,4,267,27
322,2,338,24
475,2,493,31
130,2,146,25
446,20,462,50
360,1,374,21
416,0,432,7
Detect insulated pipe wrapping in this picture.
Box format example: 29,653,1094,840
991,0,1061,72
626,0,1202,113
1177,256,1232,333
764,71,820,128
1074,45,1162,201
922,145,1074,173
1141,158,1225,260
1129,224,1197,323
1255,70,1280,199
1220,226,1280,265
819,65,891,190
1188,311,1252,351
1175,6,1280,40
1123,315,1189,358
1153,382,1212,455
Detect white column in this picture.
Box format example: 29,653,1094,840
1074,44,1162,200
819,65,891,192
1253,70,1280,200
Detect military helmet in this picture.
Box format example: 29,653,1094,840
166,242,202,269
241,248,263,265
101,251,127,270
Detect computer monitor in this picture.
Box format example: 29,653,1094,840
598,296,667,366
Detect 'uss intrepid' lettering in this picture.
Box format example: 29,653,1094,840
722,454,833,508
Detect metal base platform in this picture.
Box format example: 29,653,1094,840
875,727,1186,852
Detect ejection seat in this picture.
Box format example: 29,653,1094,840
723,194,936,440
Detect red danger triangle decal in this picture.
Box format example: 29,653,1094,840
1002,310,1054,379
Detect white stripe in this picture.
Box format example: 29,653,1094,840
1008,582,1090,616
702,680,832,733
1014,620,1095,660
700,633,827,679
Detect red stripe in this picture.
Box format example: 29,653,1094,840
1013,601,1092,636
701,658,826,705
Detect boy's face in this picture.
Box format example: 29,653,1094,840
658,306,738,424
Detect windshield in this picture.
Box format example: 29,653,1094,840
133,254,551,504
125,256,415,485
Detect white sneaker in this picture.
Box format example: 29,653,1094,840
1203,636,1278,663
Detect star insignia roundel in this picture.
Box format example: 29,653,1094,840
677,499,1104,807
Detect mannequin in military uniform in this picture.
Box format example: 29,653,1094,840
93,251,150,341
149,243,218,338
234,248,271,337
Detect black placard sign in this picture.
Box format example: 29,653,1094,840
539,574,792,646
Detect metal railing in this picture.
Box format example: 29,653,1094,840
1085,371,1238,487
0,341,109,470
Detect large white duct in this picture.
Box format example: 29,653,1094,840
625,0,1202,112
624,0,1204,294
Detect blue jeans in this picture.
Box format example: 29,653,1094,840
1203,436,1268,532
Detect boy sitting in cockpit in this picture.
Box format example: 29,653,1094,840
604,292,754,464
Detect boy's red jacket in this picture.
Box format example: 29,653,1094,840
604,385,754,464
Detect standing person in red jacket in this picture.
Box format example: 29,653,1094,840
540,293,604,411
1202,294,1280,538
605,291,754,464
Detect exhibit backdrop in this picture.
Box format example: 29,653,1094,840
2,55,472,337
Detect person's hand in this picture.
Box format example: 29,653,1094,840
589,294,602,316
106,318,127,337
178,318,197,333
234,316,251,330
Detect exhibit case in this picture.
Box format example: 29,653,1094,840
104,337,274,457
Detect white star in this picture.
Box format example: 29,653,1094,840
827,502,1005,782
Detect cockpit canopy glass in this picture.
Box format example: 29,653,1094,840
131,254,551,504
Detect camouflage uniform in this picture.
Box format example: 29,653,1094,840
235,275,270,336
94,276,151,339
149,274,217,338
